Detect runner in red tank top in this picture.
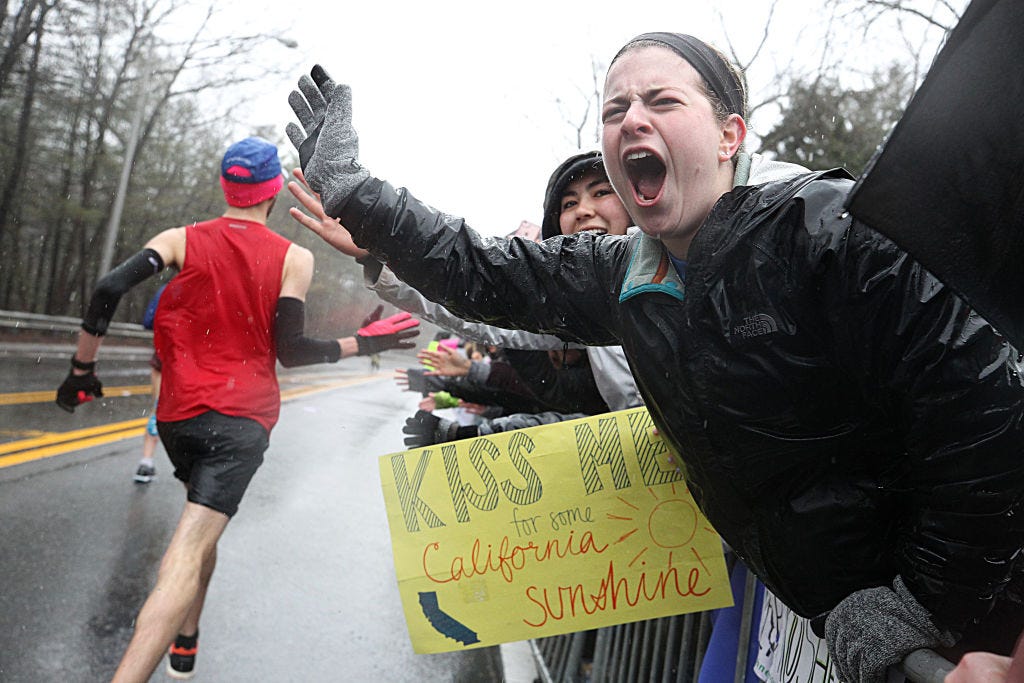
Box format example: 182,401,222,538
56,137,419,682
153,216,292,434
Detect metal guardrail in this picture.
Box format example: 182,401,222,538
530,570,956,683
0,309,151,339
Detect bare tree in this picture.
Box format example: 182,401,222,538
0,12,44,306
0,0,57,101
828,0,964,35
556,54,604,151
0,0,306,316
823,0,969,85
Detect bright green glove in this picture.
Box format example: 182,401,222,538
432,391,460,409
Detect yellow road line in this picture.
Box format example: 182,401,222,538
0,428,145,468
0,375,380,469
0,418,148,455
278,376,372,400
0,385,152,406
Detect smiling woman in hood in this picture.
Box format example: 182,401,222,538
540,151,633,240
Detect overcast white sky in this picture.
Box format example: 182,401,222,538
176,0,954,236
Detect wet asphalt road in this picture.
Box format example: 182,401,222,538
0,347,504,682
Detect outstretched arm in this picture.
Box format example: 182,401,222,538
287,65,623,346
276,243,347,365
276,245,419,366
57,228,181,412
288,167,577,351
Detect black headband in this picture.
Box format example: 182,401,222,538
615,32,745,119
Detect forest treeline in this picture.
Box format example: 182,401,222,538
0,0,963,334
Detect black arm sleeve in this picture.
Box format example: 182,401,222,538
82,248,164,335
274,297,341,368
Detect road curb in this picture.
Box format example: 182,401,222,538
500,641,539,683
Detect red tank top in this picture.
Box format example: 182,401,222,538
154,216,292,433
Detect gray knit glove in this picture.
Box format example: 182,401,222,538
286,64,369,216
825,576,955,683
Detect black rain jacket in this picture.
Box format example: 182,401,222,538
338,170,1024,636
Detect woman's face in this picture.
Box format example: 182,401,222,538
558,169,633,237
601,46,744,258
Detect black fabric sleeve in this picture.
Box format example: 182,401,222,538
503,349,611,415
82,248,164,335
274,297,341,367
454,426,479,440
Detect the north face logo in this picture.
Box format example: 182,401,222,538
733,314,778,339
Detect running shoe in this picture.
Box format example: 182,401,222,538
167,631,198,679
132,463,156,484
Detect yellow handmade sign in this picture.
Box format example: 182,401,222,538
378,407,732,653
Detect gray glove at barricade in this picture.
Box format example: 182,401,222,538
286,64,369,216
825,575,956,683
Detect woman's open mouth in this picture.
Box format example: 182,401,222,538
624,150,665,206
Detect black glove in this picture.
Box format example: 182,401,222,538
56,359,104,413
825,576,955,683
402,410,458,448
404,367,429,394
355,306,420,356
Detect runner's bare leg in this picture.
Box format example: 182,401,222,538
111,502,229,683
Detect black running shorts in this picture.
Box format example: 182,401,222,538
157,411,269,517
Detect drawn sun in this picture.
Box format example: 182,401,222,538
607,483,715,571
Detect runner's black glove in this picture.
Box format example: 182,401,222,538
286,64,369,216
356,305,419,356
56,359,104,413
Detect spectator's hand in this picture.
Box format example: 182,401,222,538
416,391,462,412
458,401,490,415
286,65,369,216
287,168,372,260
355,305,420,355
945,630,1024,683
56,363,104,413
431,391,460,409
402,409,454,448
826,576,954,683
945,651,1013,682
418,344,471,377
394,366,428,394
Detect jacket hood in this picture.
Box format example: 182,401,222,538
541,151,605,239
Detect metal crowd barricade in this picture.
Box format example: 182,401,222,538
528,571,956,683
530,611,714,683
